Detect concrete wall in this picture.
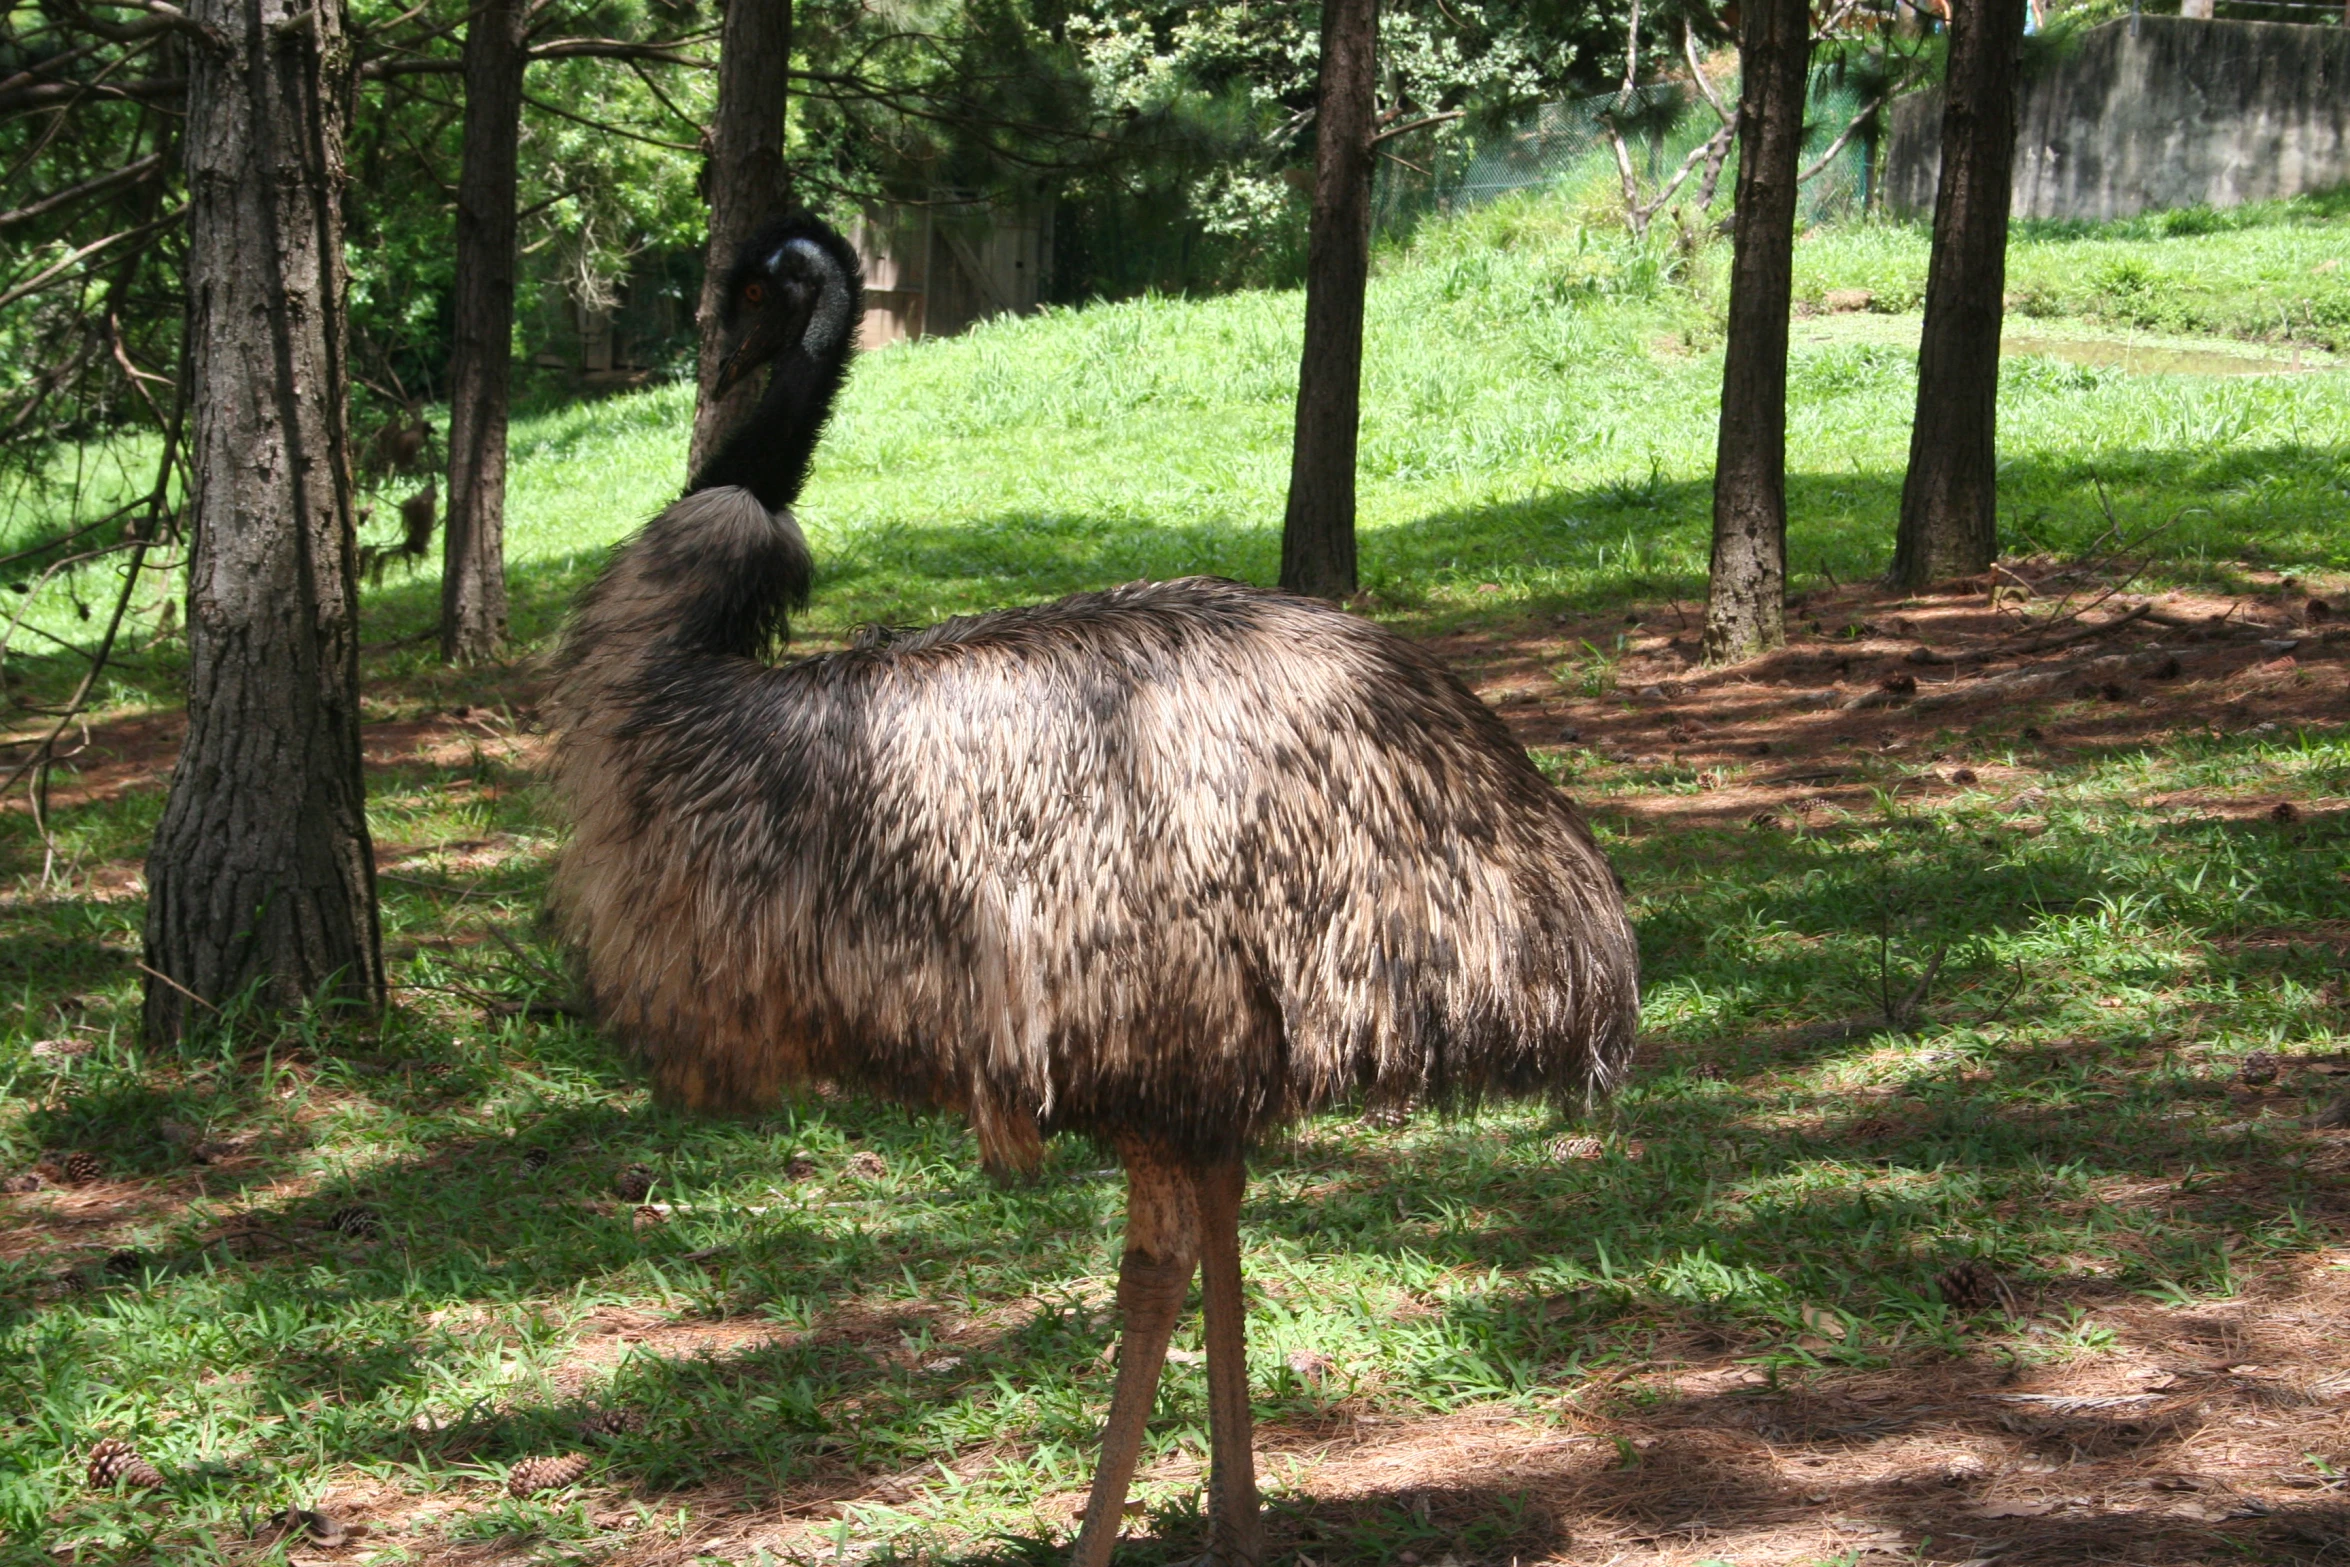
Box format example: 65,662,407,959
1883,16,2350,221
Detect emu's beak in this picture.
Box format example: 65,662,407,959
712,330,776,398
712,291,815,397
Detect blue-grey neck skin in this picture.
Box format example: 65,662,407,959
688,229,862,514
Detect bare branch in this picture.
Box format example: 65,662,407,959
0,152,165,230
519,90,700,150
0,75,185,115
359,34,713,79
1618,0,1642,102
56,0,223,50
1603,120,1644,235
624,55,703,128
1369,109,1462,147
0,355,185,806
1683,20,1730,124
529,36,711,67
0,37,114,99
0,208,182,312
1798,68,1925,186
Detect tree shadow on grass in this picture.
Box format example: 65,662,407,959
9,939,2344,1562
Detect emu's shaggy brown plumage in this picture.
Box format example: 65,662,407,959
547,211,1637,1567
552,497,1635,1169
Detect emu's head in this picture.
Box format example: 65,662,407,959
712,214,862,396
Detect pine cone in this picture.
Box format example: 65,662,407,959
1689,1061,1725,1082
631,1204,664,1232
1548,1135,1605,1163
2239,1050,2282,1086
1937,1259,2004,1313
613,1164,655,1201
521,1146,552,1171
579,1407,645,1440
507,1452,591,1496
328,1204,382,1238
2270,801,2301,826
86,1438,163,1489
846,1149,888,1180
784,1153,819,1181
1,1171,42,1193
105,1249,148,1278
60,1151,101,1184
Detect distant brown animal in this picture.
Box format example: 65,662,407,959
547,213,1639,1567
359,482,437,585
370,414,434,476
397,482,436,556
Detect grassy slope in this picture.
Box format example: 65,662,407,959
1795,188,2350,348
374,184,2349,655
0,192,2347,1564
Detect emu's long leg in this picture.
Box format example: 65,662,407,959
1197,1154,1264,1567
1068,1145,1201,1567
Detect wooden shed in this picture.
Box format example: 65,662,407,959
853,194,1053,346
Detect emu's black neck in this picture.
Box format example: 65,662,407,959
686,341,855,512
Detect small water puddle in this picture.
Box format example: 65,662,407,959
2003,336,2328,376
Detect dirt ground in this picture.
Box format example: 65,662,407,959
1457,566,2345,837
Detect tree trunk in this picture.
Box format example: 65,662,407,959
143,0,382,1042
1701,0,1811,664
1278,0,1378,603
1891,0,2025,590
688,0,796,474
440,0,526,661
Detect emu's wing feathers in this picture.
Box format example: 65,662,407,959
553,524,1636,1166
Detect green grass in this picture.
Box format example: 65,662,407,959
1795,187,2350,348
2,186,2349,1564
483,183,2350,641
6,729,2346,1563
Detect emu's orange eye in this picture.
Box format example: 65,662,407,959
744,282,764,305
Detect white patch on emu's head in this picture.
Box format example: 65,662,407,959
782,237,853,356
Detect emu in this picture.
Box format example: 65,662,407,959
548,212,1639,1567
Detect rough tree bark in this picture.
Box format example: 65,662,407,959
145,0,383,1040
1278,0,1378,603
1701,0,1812,664
440,0,527,660
1891,0,2025,590
688,0,795,474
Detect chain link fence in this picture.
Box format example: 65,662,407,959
1374,72,1879,242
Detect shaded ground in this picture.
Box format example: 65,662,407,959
3,559,2347,1567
